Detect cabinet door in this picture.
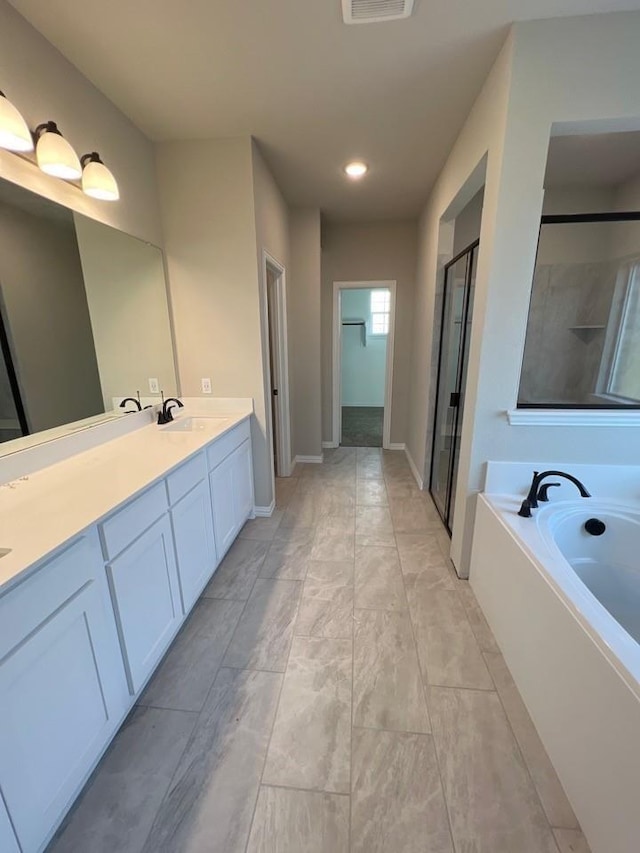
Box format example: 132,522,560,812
209,452,236,559
232,439,254,525
106,515,181,694
171,480,217,612
0,793,19,853
0,535,127,853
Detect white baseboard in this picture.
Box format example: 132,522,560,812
294,454,324,464
253,500,275,517
342,402,385,408
386,442,406,451
405,445,424,490
322,441,338,449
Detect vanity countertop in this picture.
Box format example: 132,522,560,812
0,406,252,595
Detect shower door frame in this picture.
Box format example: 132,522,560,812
429,239,479,534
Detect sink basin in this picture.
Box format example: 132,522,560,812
162,416,230,432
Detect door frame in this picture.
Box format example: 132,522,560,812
428,240,478,532
332,280,396,449
260,250,292,485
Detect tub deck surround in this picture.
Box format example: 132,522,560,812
0,402,253,594
471,467,640,853
45,448,590,853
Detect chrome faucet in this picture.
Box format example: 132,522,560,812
517,470,591,518
157,396,184,425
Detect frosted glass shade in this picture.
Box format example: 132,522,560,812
35,122,81,179
81,153,119,201
0,91,33,152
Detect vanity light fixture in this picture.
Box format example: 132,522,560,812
344,160,368,179
34,121,82,180
80,151,119,201
0,90,33,152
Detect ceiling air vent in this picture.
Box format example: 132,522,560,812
342,0,415,25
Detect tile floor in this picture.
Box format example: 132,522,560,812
48,447,591,853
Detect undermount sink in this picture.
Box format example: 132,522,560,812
162,416,230,432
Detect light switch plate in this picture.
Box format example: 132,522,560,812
201,377,212,394
149,378,160,394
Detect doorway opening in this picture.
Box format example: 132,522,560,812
332,280,396,448
429,239,478,532
261,251,292,490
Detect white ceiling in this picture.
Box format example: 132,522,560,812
9,1,640,221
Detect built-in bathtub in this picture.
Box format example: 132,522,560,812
469,464,640,853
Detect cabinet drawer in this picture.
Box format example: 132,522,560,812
100,481,167,560
166,452,206,505
206,418,251,471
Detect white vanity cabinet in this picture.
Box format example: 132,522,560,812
208,421,254,559
168,452,217,612
102,485,182,695
0,795,19,853
0,532,128,853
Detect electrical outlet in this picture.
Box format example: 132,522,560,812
149,378,160,394
201,377,212,394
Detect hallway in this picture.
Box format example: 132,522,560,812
49,448,588,853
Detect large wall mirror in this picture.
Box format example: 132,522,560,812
518,130,640,409
0,178,177,452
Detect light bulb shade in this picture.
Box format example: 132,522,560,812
0,91,33,152
35,122,81,179
81,152,119,201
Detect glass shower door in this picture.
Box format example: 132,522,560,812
430,242,477,531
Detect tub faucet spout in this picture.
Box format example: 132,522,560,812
518,470,591,518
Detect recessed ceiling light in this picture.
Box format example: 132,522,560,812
344,161,368,179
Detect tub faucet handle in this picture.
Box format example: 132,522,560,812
517,499,534,518
537,482,561,502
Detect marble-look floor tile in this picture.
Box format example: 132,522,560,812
356,456,384,479
305,559,354,586
296,582,354,638
262,636,352,793
355,505,394,535
246,786,350,853
485,652,578,829
260,528,315,580
389,498,438,533
385,479,423,500
354,546,407,611
275,477,299,508
429,686,558,853
317,483,356,516
239,510,284,541
351,727,453,853
356,479,388,506
407,584,493,689
396,533,449,571
138,598,244,711
553,828,592,853
457,583,500,653
355,531,397,548
142,668,282,853
310,522,355,562
353,609,430,732
50,706,197,853
280,493,322,529
202,539,269,601
222,579,302,671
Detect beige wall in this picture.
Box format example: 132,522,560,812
0,199,103,431
251,142,291,488
289,209,322,458
321,221,418,447
156,137,290,509
409,11,640,590
74,215,177,409
0,0,162,246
